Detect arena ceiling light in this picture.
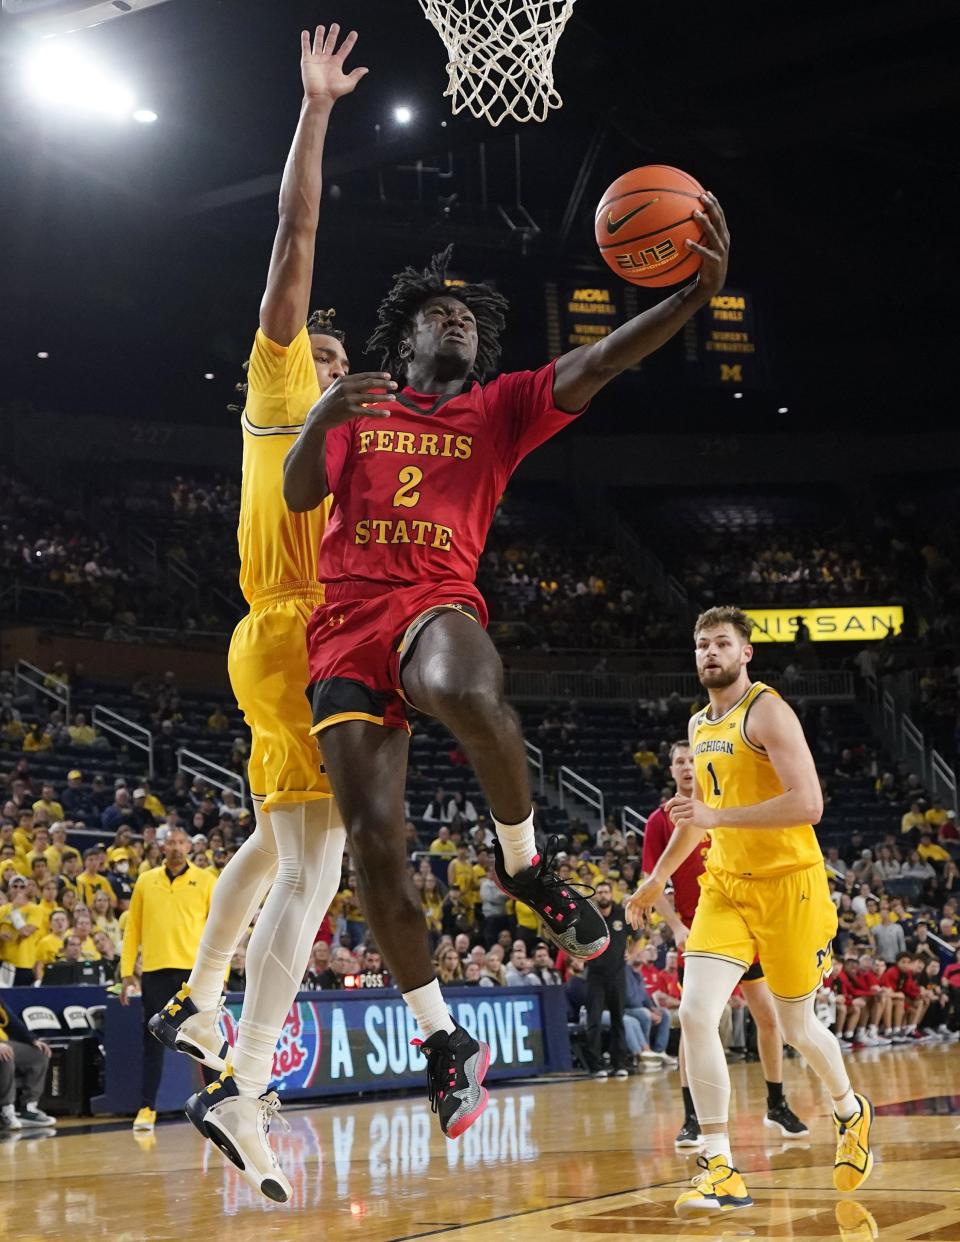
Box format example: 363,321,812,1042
21,42,153,120
393,104,413,124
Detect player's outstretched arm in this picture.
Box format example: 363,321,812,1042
552,192,730,411
260,25,368,347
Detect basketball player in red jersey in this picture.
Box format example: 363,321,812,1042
643,741,809,1147
283,169,730,1133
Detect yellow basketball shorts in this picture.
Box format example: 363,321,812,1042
228,590,333,810
684,860,838,1000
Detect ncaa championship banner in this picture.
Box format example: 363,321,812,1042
746,605,904,643
222,987,557,1099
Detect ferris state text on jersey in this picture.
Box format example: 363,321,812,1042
691,681,823,880
317,361,584,590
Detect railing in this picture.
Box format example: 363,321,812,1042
168,553,199,597
524,740,545,796
91,706,154,779
14,658,71,721
557,765,604,829
930,749,958,812
620,805,648,839
864,674,958,811
0,583,73,619
129,528,158,575
505,667,855,705
177,748,246,808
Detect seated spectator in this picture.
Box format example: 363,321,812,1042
22,723,51,754
445,790,478,824
71,909,101,961
303,941,331,988
879,952,925,1039
423,786,450,825
918,831,951,864
207,704,229,732
314,945,356,989
834,748,864,779
32,784,64,823
596,819,625,853
92,931,119,981
67,713,99,747
428,825,457,857
528,942,561,986
900,801,927,839
226,945,247,993
874,846,901,881
926,799,949,830
940,810,960,845
0,877,43,986
435,944,463,985
90,889,121,948
902,850,936,882
505,941,541,987
482,947,507,986
33,909,70,981
625,948,672,1061
825,846,847,878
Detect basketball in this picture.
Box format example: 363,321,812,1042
594,164,706,288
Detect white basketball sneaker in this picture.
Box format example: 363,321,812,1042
185,1071,291,1204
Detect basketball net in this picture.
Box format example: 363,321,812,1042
417,0,577,127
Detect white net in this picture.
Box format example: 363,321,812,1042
417,0,577,127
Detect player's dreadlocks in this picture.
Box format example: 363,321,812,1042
365,245,508,382
227,308,346,413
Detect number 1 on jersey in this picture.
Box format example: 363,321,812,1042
706,760,722,798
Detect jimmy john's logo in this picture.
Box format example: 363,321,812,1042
615,238,678,272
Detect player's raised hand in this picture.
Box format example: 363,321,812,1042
305,373,396,430
624,876,665,930
301,24,369,103
688,191,730,297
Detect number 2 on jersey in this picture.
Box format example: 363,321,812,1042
392,465,423,508
706,761,722,798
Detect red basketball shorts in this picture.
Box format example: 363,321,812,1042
305,579,487,737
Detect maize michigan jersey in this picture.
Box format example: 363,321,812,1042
692,681,822,879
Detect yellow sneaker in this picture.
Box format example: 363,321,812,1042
674,1154,754,1217
835,1200,879,1242
133,1107,157,1132
833,1093,874,1192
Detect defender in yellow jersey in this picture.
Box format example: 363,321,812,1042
627,606,873,1214
151,25,361,1196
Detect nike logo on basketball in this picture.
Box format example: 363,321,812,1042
606,199,658,234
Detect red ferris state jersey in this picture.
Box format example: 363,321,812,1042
318,361,582,588
642,805,709,927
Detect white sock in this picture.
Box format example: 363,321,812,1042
231,799,346,1098
494,809,536,876
187,797,278,1014
403,978,455,1039
703,1132,732,1165
834,1088,858,1121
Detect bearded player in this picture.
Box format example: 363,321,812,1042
148,26,364,1202
627,606,873,1217
283,114,732,1129
644,739,809,1147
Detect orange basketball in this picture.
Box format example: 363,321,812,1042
594,164,705,288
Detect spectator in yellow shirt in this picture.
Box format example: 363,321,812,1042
91,890,122,949
32,784,64,823
22,723,52,754
926,800,949,829
137,783,166,821
207,705,230,732
428,826,458,857
71,910,101,961
12,812,35,857
67,712,98,746
35,878,60,934
76,849,117,910
918,832,950,863
0,877,44,986
33,910,70,980
1,846,29,880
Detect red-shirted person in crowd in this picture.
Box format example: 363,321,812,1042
824,959,867,1046
642,739,809,1146
844,954,894,1046
879,953,927,1040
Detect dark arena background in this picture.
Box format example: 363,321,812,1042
1,1,959,1238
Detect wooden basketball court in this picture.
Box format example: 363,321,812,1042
4,1046,958,1240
